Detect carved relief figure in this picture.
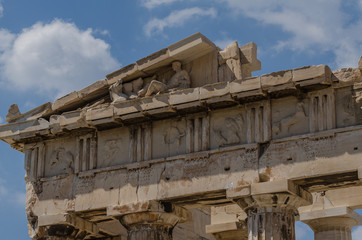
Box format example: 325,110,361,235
109,77,144,102
101,139,121,167
273,102,307,135
50,147,74,174
164,126,185,145
109,80,128,102
139,61,190,97
213,114,244,147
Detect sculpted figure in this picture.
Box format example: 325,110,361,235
109,79,128,102
273,102,307,135
139,61,190,97
109,77,144,102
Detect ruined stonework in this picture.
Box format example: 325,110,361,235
1,33,362,240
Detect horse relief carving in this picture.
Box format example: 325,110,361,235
164,126,185,145
273,102,307,135
213,114,244,147
50,147,74,174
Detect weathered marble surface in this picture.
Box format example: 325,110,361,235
1,33,362,239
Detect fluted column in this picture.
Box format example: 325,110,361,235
227,180,312,240
111,201,188,240
237,193,301,240
120,212,180,240
300,207,362,240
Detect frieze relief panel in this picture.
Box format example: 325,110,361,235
97,127,130,168
210,107,246,149
271,96,309,139
43,136,77,178
152,118,187,159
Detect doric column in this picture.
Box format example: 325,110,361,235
300,206,362,240
120,212,180,240
109,201,188,240
227,180,312,240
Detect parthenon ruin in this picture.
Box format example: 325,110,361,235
1,33,362,239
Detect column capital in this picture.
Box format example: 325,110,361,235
227,180,312,210
227,180,312,240
108,201,189,240
300,206,362,239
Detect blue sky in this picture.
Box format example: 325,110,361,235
0,0,361,239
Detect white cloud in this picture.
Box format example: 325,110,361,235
353,226,362,240
214,38,236,50
144,7,217,37
0,29,15,52
141,0,181,9
222,0,362,68
0,20,120,98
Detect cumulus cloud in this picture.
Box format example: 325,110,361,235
222,0,362,68
0,29,15,51
0,20,119,98
144,7,217,37
141,0,181,9
214,38,236,50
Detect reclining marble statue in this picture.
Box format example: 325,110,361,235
110,61,190,102
1,33,362,240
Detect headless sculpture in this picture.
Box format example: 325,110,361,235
110,61,190,102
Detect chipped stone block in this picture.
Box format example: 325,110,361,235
78,79,108,100
136,48,170,72
230,77,261,94
169,88,199,105
293,65,332,87
59,109,86,129
86,105,114,121
168,33,217,61
139,94,170,111
106,63,138,85
52,91,81,112
199,81,230,100
261,70,293,90
113,99,141,116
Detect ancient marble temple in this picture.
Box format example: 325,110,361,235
1,33,362,240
